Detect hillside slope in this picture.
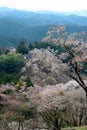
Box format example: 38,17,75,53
0,7,87,46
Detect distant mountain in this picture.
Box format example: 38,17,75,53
0,7,87,47
66,10,87,17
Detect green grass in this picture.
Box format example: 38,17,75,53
62,126,87,130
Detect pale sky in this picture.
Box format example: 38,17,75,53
0,0,87,12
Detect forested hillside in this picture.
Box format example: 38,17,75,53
0,7,87,47
0,17,87,129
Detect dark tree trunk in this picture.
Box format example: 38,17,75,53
21,122,24,130
18,121,21,130
53,126,61,130
53,119,61,130
83,87,87,98
79,108,83,126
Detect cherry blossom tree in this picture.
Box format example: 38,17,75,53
35,83,87,130
42,26,87,97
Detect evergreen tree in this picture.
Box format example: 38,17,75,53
16,40,28,54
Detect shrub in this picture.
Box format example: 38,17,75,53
2,89,13,95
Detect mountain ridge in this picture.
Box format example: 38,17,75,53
0,6,87,47
1,6,87,16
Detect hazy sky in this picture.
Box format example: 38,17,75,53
0,0,87,12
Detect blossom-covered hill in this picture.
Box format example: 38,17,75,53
21,48,69,86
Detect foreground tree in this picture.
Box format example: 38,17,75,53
42,26,87,97
41,107,67,130
35,83,87,130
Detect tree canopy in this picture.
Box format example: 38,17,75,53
0,52,25,74
16,40,28,54
42,25,87,97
